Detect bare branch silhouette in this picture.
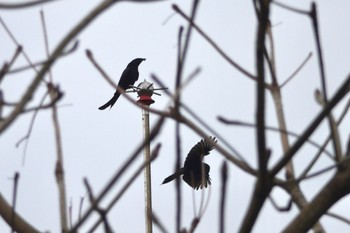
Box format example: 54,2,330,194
0,0,58,9
172,4,257,82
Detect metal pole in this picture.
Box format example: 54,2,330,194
136,79,166,233
142,105,153,233
137,80,155,233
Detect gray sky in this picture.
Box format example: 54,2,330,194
1,0,350,232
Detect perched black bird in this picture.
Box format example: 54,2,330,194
162,136,217,189
98,58,146,110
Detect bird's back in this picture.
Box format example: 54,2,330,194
117,58,145,89
117,67,138,89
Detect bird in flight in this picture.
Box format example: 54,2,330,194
98,58,146,110
162,136,217,189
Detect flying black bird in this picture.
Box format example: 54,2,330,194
162,136,217,189
98,58,146,110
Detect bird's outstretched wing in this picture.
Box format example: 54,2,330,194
185,136,217,165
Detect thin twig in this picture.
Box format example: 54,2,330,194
191,189,197,217
41,9,69,231
219,162,228,233
175,25,184,233
326,212,350,225
268,195,292,212
0,0,57,9
152,212,170,233
51,85,69,233
264,21,277,86
198,185,211,218
84,179,113,233
280,52,313,88
187,217,200,233
68,200,72,230
272,1,309,15
78,197,84,222
86,49,117,89
15,92,49,165
0,46,22,82
10,172,19,233
0,16,38,73
295,161,344,183
310,3,342,161
172,4,257,82
21,89,64,113
217,117,333,158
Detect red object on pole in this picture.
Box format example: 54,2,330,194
137,94,154,106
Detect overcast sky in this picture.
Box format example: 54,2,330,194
1,0,350,232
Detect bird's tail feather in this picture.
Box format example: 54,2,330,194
162,167,185,184
98,92,121,110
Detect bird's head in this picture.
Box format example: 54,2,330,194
128,58,146,67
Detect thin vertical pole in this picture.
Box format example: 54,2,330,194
142,105,153,233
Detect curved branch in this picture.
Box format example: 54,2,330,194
280,52,313,88
172,4,257,82
0,0,58,9
0,193,41,233
217,117,333,158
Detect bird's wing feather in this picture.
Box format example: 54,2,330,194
184,136,217,167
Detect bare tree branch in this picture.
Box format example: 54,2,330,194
0,193,41,233
310,3,342,162
239,1,271,232
0,0,58,9
172,4,257,82
219,162,228,233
